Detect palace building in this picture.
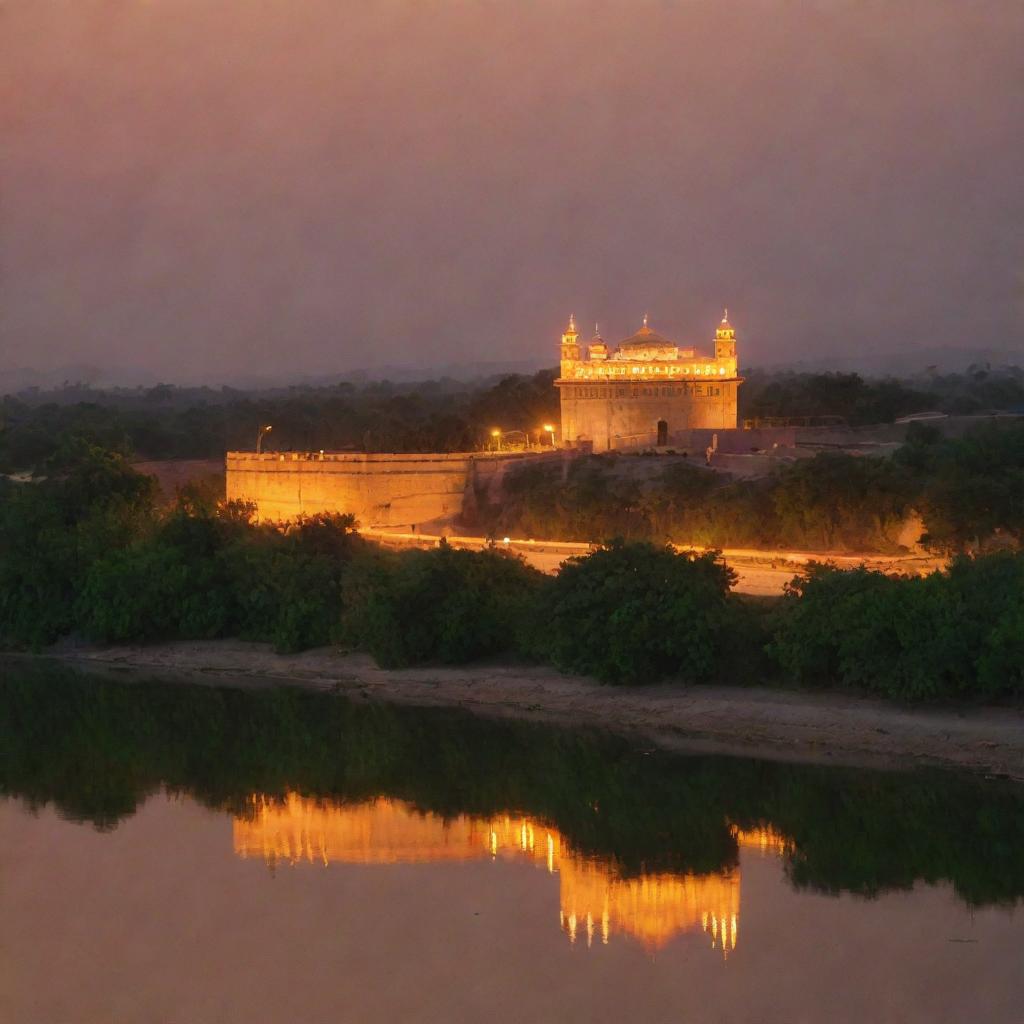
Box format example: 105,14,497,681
555,312,742,452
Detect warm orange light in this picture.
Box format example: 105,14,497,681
232,794,791,956
730,824,792,858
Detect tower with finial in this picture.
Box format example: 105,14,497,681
554,308,742,451
560,313,581,377
715,309,737,363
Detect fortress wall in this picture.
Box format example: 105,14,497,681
227,450,564,529
226,452,476,528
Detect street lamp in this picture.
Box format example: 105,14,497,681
490,428,502,451
256,424,273,454
543,424,556,448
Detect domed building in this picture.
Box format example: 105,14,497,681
555,312,742,451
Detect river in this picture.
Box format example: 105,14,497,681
1,664,1021,1022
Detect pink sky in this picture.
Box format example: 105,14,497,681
2,1,1022,381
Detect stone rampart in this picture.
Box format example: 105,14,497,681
226,450,566,529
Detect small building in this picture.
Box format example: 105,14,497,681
555,312,743,451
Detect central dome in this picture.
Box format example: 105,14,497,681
614,318,679,359
619,325,674,349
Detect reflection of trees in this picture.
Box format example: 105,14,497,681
2,662,1022,907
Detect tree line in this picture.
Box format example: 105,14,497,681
2,444,1022,701
3,364,1022,472
0,371,560,472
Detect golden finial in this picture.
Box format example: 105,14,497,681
722,308,729,324
642,313,649,328
568,313,576,333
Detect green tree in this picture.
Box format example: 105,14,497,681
536,541,736,684
0,443,159,648
341,542,545,667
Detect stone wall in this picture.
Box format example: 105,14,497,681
558,381,739,451
226,450,565,528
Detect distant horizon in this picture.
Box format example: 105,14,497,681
3,342,1023,397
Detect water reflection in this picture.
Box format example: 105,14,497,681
2,667,1024,1022
3,663,1023,909
234,794,791,955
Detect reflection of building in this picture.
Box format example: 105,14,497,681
233,794,789,956
555,312,743,452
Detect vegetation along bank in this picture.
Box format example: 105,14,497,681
2,443,1023,705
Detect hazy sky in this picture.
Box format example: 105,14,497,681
3,0,1023,382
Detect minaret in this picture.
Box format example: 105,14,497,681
588,323,608,361
560,313,581,378
714,309,737,364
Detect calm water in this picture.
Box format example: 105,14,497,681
1,664,1022,1023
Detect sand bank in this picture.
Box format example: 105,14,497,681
15,640,1023,780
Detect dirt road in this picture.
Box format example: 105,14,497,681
359,528,945,596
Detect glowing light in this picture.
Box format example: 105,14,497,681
232,794,785,955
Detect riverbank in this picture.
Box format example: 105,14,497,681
14,640,1024,779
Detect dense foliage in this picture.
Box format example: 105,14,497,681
3,445,1024,699
535,542,735,684
740,365,1024,426
2,664,1023,906
477,420,1024,555
340,543,545,667
770,555,1024,700
0,444,366,653
0,371,560,472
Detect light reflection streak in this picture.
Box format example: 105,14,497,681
233,793,791,957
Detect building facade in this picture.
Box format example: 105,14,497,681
555,312,742,451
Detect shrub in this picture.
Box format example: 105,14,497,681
534,540,736,685
77,509,239,643
340,542,545,667
770,553,1024,700
0,445,159,649
226,513,362,653
77,540,233,642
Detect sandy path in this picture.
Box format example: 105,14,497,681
19,641,1024,780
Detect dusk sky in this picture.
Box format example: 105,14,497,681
3,0,1023,383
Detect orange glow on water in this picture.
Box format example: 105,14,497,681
233,794,790,955
731,823,793,858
